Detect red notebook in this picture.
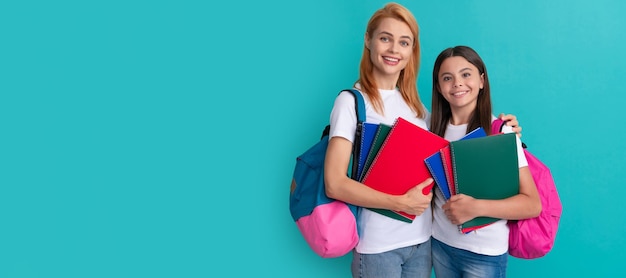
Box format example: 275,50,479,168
361,117,449,221
440,146,456,196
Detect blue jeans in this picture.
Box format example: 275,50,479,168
432,237,507,278
351,238,432,278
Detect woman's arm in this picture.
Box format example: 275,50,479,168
499,113,522,137
324,136,433,216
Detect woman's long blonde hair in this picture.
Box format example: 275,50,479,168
356,2,425,118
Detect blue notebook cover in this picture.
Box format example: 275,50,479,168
424,127,487,200
425,151,451,199
357,123,379,179
463,126,487,140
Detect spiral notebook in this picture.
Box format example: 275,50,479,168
425,127,486,200
359,123,392,181
356,123,380,179
451,132,519,233
361,117,449,222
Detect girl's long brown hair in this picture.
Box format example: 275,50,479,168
356,2,425,118
430,46,492,137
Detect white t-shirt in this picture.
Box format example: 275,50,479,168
431,118,527,256
329,87,431,254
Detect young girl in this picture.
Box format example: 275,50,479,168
429,45,542,277
323,4,521,278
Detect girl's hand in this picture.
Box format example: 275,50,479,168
442,194,479,225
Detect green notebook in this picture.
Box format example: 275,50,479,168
450,133,519,232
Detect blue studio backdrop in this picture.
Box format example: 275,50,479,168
1,0,625,277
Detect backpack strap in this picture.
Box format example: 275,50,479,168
491,118,506,134
491,118,527,149
343,89,366,180
319,89,366,179
344,89,366,123
320,89,365,139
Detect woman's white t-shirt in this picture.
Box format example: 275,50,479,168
329,87,431,254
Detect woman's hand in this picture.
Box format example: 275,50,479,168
399,178,434,216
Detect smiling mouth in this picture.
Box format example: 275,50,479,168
383,56,399,62
452,91,469,96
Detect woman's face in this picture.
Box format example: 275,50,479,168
437,56,484,112
365,18,414,87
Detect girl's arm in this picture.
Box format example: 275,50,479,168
324,136,433,216
443,166,542,225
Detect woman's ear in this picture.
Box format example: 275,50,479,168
364,33,370,50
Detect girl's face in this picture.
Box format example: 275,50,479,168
437,56,484,112
365,18,414,87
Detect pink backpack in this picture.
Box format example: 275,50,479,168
289,89,364,258
492,119,563,259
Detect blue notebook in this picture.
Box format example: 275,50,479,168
462,126,488,140
357,123,379,179
359,123,392,181
425,151,451,199
424,127,487,200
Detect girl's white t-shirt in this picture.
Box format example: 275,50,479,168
431,119,527,256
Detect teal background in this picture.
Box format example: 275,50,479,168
1,0,625,277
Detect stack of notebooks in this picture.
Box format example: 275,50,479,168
424,128,520,233
356,117,449,223
355,118,520,229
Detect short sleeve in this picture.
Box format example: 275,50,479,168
328,90,358,143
